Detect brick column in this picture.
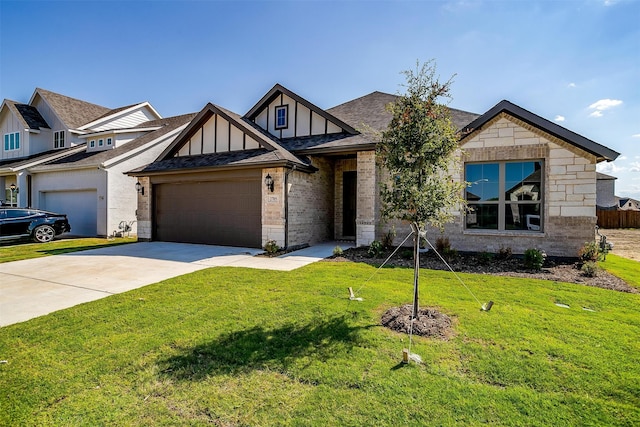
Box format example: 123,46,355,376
356,151,376,246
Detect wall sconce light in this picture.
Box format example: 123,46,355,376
264,174,274,192
9,183,17,193
135,182,144,195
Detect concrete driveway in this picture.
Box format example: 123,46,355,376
0,241,344,327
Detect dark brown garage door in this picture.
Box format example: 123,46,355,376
154,180,261,248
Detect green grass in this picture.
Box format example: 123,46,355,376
601,254,640,288
1,262,639,426
0,237,135,263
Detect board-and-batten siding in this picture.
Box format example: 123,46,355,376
176,113,260,157
90,108,157,131
0,110,27,160
253,93,343,138
31,95,82,147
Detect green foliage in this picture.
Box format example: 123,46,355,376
435,236,451,253
400,249,414,259
478,251,495,265
524,248,546,271
600,254,640,290
496,246,513,261
579,241,601,262
332,246,343,256
1,263,639,426
264,240,279,255
581,261,600,277
377,60,466,229
367,240,384,257
381,229,396,250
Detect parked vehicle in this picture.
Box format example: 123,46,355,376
0,208,71,243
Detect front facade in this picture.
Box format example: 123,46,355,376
131,85,619,257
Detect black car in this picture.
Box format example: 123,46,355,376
0,208,71,243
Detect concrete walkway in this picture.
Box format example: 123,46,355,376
0,241,350,327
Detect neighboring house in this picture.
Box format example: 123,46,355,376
617,197,640,211
596,172,618,209
1,88,194,236
129,84,619,257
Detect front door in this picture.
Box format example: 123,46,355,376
343,171,357,237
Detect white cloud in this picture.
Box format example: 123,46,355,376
554,115,565,122
589,99,623,111
633,134,640,138
589,111,603,118
619,155,628,160
630,162,640,173
568,83,576,88
597,162,626,174
604,0,617,6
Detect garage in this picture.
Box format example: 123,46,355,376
41,190,98,236
153,179,261,247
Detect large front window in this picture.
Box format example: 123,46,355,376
465,161,543,232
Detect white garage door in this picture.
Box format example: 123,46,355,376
41,190,97,236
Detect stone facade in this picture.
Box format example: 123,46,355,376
135,176,152,241
262,167,286,247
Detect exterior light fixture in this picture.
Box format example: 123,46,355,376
265,174,274,192
9,183,17,207
135,182,144,195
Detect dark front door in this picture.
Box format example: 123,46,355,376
343,171,357,237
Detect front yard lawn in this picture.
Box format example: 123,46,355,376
1,261,639,426
0,237,135,263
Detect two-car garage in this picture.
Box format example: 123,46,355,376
152,174,262,248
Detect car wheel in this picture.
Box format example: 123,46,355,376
33,225,55,243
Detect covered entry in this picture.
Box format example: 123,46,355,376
153,178,261,248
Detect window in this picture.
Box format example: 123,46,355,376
54,130,65,148
98,139,104,146
4,132,20,151
90,140,95,148
107,137,112,146
465,161,543,232
274,105,288,130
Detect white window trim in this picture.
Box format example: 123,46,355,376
54,130,66,149
4,132,20,151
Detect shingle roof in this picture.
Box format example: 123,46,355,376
31,114,197,171
35,88,111,129
327,91,480,133
279,133,375,154
129,148,313,175
462,100,620,162
2,100,50,130
0,146,85,172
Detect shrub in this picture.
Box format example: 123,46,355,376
264,240,279,255
368,240,384,258
579,241,600,262
496,246,513,261
442,247,458,262
581,261,600,277
381,229,396,250
478,251,495,265
400,249,413,260
524,248,546,271
332,246,343,256
435,237,451,253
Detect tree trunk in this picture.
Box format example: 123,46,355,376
411,222,420,319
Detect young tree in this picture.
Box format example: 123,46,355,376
377,60,466,318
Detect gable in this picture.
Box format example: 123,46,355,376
79,103,162,132
244,84,357,139
164,105,263,158
30,88,110,130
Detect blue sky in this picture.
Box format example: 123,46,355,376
1,0,638,198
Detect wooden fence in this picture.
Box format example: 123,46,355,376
596,209,640,229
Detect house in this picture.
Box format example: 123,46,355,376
617,197,640,211
129,84,619,257
1,88,194,236
596,172,618,209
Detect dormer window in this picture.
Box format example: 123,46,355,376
90,140,95,148
107,137,112,146
54,130,65,148
98,139,104,147
275,105,288,130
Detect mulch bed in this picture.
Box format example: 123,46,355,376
329,247,638,294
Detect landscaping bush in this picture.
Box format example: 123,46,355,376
524,248,546,271
264,240,279,255
496,246,513,260
332,246,343,256
581,261,600,277
478,251,495,265
367,240,384,257
381,229,395,250
579,241,600,262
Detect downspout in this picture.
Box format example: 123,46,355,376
284,165,296,249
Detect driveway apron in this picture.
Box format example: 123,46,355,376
0,241,344,327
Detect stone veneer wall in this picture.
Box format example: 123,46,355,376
334,157,357,240
135,176,152,241
262,167,286,247
427,113,598,257
356,151,376,246
287,157,335,247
